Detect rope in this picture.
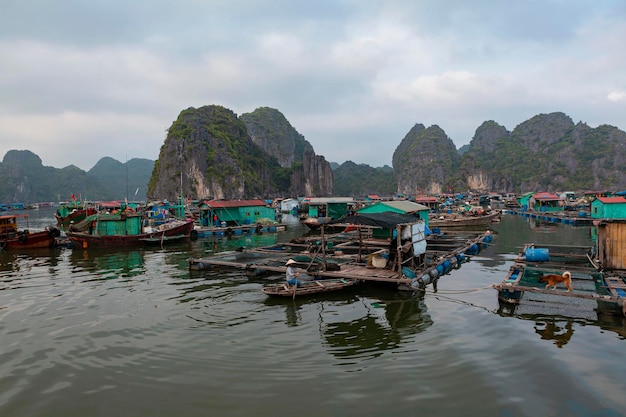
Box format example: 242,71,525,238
414,285,494,295
418,290,497,313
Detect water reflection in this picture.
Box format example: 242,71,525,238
533,317,575,348
263,288,361,327
69,247,146,279
320,286,432,360
0,247,64,272
490,215,594,255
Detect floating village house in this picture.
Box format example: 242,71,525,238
279,198,299,214
590,196,626,219
197,199,275,226
516,192,534,211
413,195,439,212
357,200,430,221
300,197,354,220
357,200,431,238
595,219,626,270
528,192,562,213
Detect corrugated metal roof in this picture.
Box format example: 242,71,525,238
301,197,354,204
596,197,626,204
381,200,430,212
533,192,560,200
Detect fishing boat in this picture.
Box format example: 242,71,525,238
55,201,98,230
66,211,196,248
0,214,60,250
262,278,359,297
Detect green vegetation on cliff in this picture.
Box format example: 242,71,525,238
332,162,396,196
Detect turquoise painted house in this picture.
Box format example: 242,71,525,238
517,192,534,211
301,197,354,220
197,199,275,226
591,197,626,219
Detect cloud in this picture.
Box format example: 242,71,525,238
1,1,626,171
607,90,626,102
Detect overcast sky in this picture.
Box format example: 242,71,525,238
1,1,625,171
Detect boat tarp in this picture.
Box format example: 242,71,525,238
330,212,423,229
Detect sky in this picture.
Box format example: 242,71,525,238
1,1,625,171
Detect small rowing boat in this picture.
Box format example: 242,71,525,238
262,279,359,297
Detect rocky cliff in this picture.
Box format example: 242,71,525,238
392,124,460,195
395,112,626,194
240,107,314,168
3,110,626,203
148,105,333,200
240,107,332,197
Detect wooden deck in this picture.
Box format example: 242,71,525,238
189,231,493,290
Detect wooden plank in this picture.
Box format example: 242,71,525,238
493,283,623,302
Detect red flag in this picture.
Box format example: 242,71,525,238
71,193,76,200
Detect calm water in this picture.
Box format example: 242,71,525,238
1,208,624,417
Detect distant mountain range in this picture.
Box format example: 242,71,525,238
2,109,625,203
0,150,153,203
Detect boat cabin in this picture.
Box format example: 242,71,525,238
0,214,22,238
80,213,144,236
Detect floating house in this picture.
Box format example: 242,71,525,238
528,192,562,213
413,195,439,211
595,220,626,270
299,197,354,230
516,192,534,211
357,200,431,238
279,198,299,214
197,199,275,227
357,200,430,222
590,196,626,219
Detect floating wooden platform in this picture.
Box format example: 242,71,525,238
503,209,594,226
194,223,286,237
494,260,626,316
189,231,494,291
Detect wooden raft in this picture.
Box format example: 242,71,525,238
189,256,413,284
492,283,624,304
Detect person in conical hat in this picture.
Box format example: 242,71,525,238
285,259,300,287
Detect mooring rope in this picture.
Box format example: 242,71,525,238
414,285,494,295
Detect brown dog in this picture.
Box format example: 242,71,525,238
539,271,573,292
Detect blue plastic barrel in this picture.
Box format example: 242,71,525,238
402,267,416,278
465,243,479,255
525,247,549,262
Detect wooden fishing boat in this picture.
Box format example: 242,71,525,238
55,204,98,230
262,278,359,297
66,212,196,248
0,214,60,250
497,263,526,304
429,209,501,228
